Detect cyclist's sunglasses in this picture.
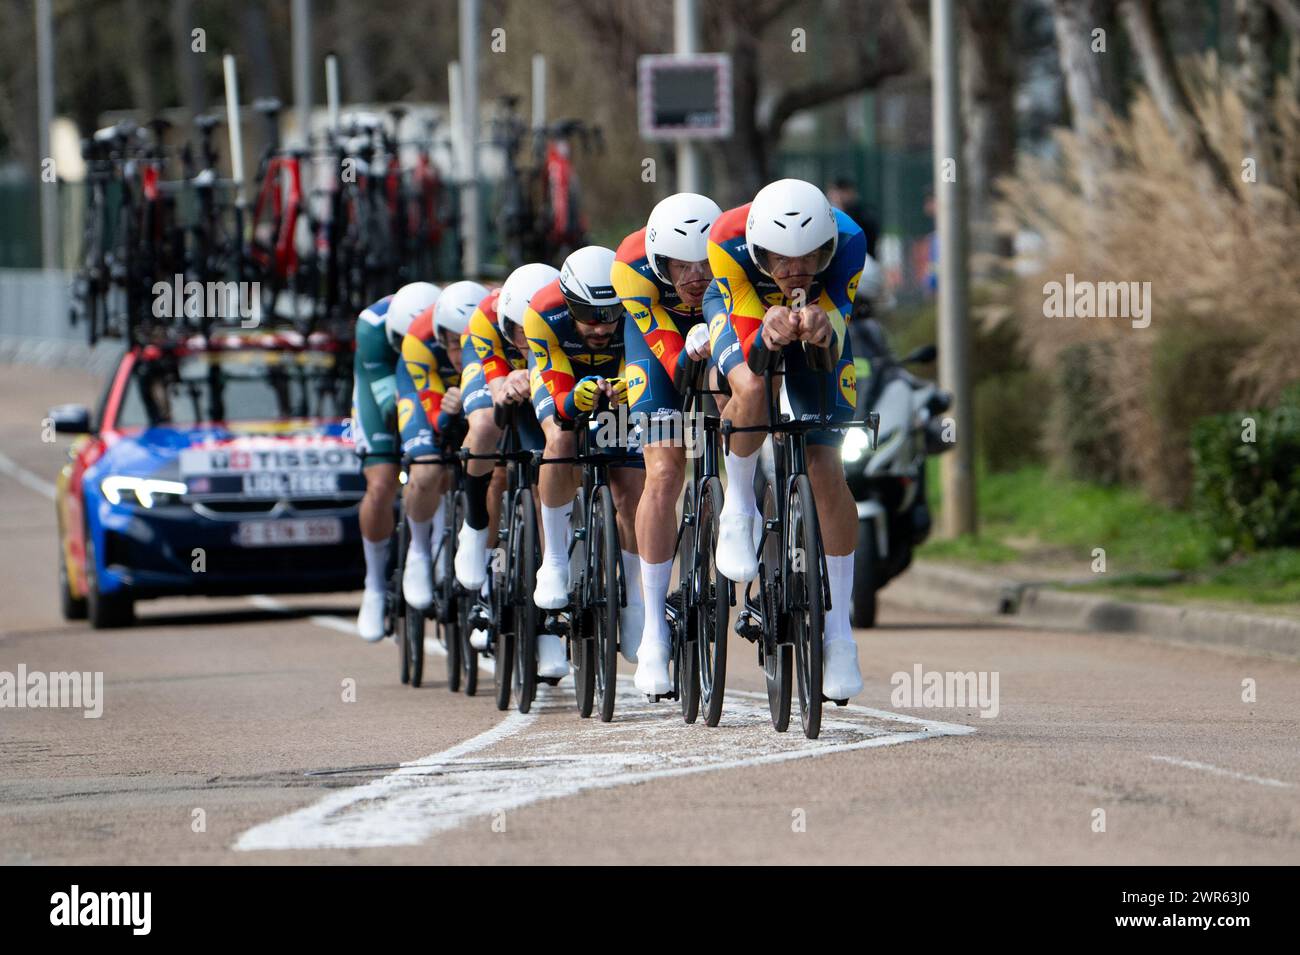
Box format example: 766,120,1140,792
564,297,624,326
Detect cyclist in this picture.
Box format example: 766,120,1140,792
611,192,722,695
453,265,554,591
394,279,488,609
352,281,442,642
526,246,645,661
704,179,867,699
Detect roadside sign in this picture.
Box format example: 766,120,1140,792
637,53,733,141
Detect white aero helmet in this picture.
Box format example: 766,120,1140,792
434,280,491,338
386,281,441,349
558,246,622,325
498,262,560,339
645,192,723,285
745,178,838,278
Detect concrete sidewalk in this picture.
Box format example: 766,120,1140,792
883,559,1300,662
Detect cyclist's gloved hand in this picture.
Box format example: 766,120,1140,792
441,386,463,416
570,376,602,413
685,323,711,360
606,376,630,406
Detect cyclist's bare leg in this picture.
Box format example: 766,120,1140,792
715,362,781,582
807,446,855,557
534,418,579,608
635,442,683,667
456,407,503,588
807,444,861,694
357,460,399,639
359,462,399,543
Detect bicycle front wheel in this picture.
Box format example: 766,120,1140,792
695,476,728,727
790,474,825,739
513,487,539,714
759,477,791,732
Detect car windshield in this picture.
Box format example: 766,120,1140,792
115,348,353,428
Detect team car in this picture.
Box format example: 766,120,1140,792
52,327,365,627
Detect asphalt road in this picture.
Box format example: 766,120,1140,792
1,364,1297,865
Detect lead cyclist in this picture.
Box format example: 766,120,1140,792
704,179,866,699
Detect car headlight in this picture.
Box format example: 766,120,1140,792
101,476,188,508
841,426,872,464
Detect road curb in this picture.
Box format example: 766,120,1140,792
883,559,1300,662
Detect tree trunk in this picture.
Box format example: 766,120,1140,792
1235,0,1278,191
122,0,156,118
171,0,206,117
962,0,1017,268
241,0,281,103
338,0,375,104
1051,0,1117,204
1118,0,1240,201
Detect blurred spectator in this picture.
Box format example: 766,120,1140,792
826,177,879,258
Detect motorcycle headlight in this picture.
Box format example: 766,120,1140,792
841,426,872,464
101,476,188,508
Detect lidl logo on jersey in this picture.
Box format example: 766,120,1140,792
462,362,482,382
397,397,415,432
625,361,649,408
406,360,429,392
838,362,857,407
846,269,862,304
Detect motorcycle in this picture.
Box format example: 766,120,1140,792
841,318,954,627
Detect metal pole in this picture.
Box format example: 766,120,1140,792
325,53,340,133
930,0,975,536
292,0,313,141
458,0,481,277
531,54,546,130
223,54,246,287
36,0,58,270
674,0,700,194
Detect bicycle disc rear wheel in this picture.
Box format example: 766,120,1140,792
790,474,824,739
591,486,620,723
490,515,514,710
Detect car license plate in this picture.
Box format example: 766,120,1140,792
235,518,343,547
241,471,339,496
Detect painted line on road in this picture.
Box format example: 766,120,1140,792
0,450,57,500
1150,755,1294,789
234,666,974,851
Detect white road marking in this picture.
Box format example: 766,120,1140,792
0,450,57,500
235,672,974,851
1149,755,1294,789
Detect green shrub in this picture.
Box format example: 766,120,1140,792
1052,342,1126,485
1190,385,1300,556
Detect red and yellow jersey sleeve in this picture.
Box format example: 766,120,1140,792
467,289,512,383
612,227,689,381
523,278,579,420
706,204,766,363
401,306,448,426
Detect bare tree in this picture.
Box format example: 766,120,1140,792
171,0,207,117
1117,0,1240,200
962,0,1017,264
1050,0,1118,204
